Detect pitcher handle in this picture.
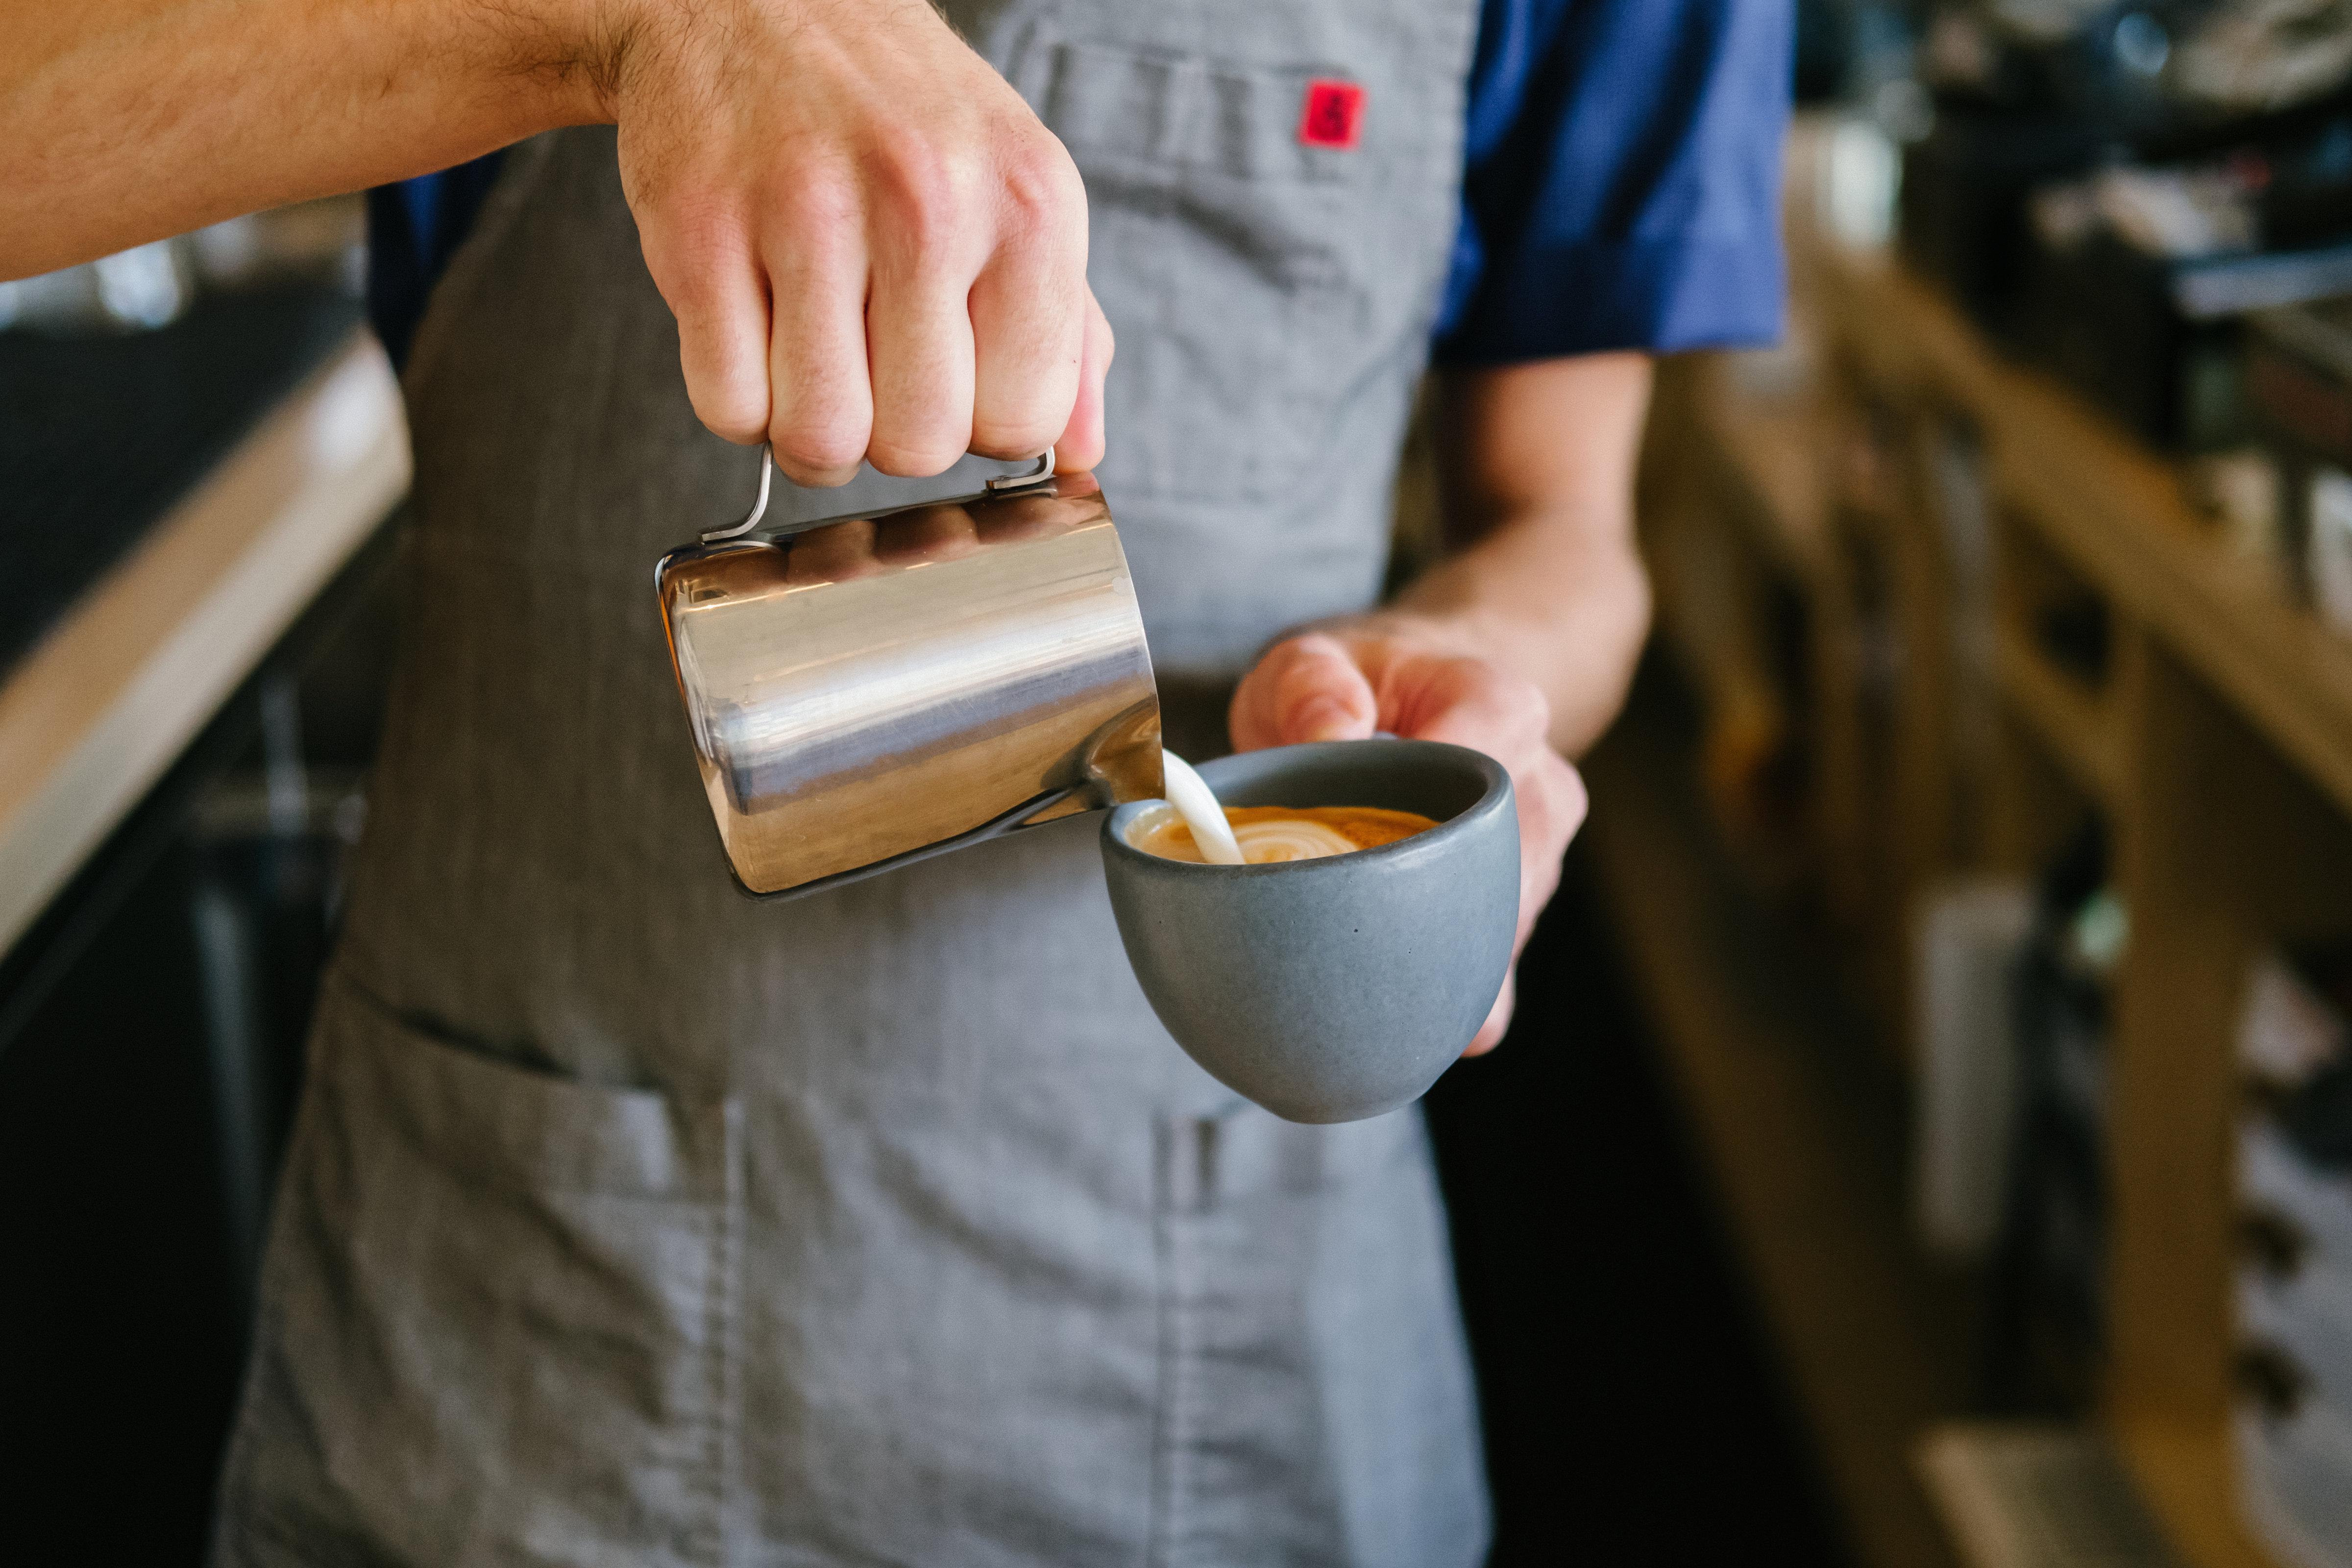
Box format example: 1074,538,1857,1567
701,443,1054,546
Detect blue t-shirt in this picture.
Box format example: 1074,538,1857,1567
370,0,1789,368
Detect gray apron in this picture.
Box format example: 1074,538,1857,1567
213,1,1485,1562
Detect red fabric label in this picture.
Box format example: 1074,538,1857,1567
1298,79,1365,150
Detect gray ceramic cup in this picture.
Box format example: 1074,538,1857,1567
1100,738,1519,1124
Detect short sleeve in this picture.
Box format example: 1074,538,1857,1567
366,154,504,370
1431,0,1793,366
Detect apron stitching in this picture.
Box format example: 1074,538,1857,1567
1145,1119,1176,1567
702,1101,745,1566
1147,1115,1214,1568
208,1044,328,1563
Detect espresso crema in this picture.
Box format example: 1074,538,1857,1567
1129,805,1439,864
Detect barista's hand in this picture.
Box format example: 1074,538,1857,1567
612,0,1110,484
1229,619,1589,1055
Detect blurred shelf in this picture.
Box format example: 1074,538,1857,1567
0,328,408,957
0,285,366,675
1807,237,2352,829
1644,127,2352,1568
2113,1421,2277,1568
1690,356,1836,587
1917,1421,2182,1568
1994,627,2123,810
1585,677,1969,1568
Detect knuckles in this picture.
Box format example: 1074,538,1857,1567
992,133,1086,244
770,424,869,481
863,438,964,480
696,392,773,449
867,129,987,259
644,187,749,272
862,120,1084,268
968,424,1058,462
762,164,863,247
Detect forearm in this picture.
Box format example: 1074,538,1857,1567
1381,353,1654,756
1390,504,1650,757
2,0,619,278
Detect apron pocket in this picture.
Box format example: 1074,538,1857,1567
1149,1104,1487,1567
219,976,740,1568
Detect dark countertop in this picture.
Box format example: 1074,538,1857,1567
0,285,366,676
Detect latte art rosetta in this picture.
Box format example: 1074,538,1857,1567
1231,819,1356,861
1129,804,1439,864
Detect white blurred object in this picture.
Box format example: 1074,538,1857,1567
0,196,363,337
0,238,192,334
191,196,365,291
2175,0,2352,117
1818,115,1904,251
2238,1399,2352,1568
2098,166,2260,260
92,240,191,328
2241,949,2351,1091
2193,447,2288,585
2308,467,2352,635
2244,1118,2352,1274
1914,880,2035,1261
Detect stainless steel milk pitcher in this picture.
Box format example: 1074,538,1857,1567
656,449,1164,898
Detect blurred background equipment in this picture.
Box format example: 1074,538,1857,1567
1895,0,2352,448
1609,1,2352,1563
1914,880,2035,1264
2234,944,2352,1568
0,192,404,1566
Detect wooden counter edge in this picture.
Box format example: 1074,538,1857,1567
0,330,409,956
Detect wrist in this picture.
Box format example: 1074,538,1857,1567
1329,601,1524,667
475,0,652,127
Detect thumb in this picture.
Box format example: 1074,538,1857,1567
1229,633,1380,751
1274,635,1379,745
1465,970,1515,1056
1054,291,1114,473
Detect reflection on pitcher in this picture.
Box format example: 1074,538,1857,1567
658,466,1164,897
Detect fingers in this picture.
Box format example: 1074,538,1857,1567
664,180,1078,480
967,145,1087,461
1397,655,1552,759
1340,636,1581,1062
865,130,1092,478
1460,762,1580,1061
1465,972,1515,1056
1055,290,1114,473
763,190,872,486
1229,634,1380,752
865,220,978,476
652,213,773,446
618,0,1104,473
1231,627,1588,1063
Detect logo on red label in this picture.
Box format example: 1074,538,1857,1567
1299,79,1365,150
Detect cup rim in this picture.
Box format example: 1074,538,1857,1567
1101,737,1512,878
